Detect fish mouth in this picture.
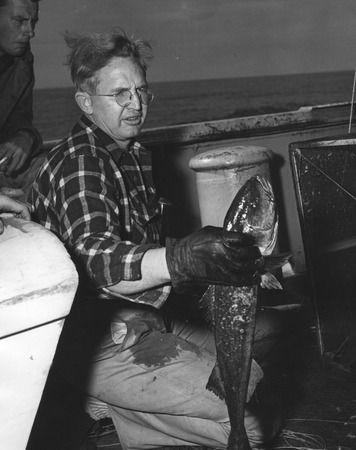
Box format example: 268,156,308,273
255,176,278,255
256,175,275,203
258,220,279,255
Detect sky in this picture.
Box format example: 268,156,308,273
31,0,356,89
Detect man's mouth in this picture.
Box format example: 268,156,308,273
15,41,29,49
123,115,142,124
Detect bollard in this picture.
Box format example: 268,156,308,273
189,145,273,227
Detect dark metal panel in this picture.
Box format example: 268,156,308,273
290,135,356,370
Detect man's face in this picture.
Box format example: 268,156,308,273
87,57,150,149
0,0,38,57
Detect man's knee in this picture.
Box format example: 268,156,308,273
253,307,300,362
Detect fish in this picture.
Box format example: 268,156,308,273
200,174,281,450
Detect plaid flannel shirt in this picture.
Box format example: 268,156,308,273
29,114,171,308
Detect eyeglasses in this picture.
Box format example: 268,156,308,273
92,87,154,107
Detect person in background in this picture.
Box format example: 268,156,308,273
0,192,30,233
29,29,282,450
0,0,43,202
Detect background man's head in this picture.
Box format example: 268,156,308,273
0,0,39,57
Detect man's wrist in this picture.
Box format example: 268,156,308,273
16,128,35,142
14,129,37,154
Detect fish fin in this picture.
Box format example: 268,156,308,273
260,252,293,289
247,359,264,402
206,360,264,402
264,252,292,272
206,361,226,400
260,272,283,289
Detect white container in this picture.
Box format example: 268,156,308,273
189,145,273,227
0,216,78,450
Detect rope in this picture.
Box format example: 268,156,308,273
348,65,356,133
273,429,326,449
298,153,356,202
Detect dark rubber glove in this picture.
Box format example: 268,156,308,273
165,225,263,294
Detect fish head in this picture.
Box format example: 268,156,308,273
223,175,278,256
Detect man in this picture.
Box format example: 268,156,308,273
29,30,281,449
0,0,43,201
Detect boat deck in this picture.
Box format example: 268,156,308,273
27,275,356,450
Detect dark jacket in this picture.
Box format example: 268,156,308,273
0,49,41,150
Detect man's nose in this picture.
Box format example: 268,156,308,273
127,91,141,109
23,21,36,38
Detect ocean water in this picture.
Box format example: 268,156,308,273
33,70,355,141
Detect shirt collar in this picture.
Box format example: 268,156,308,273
79,113,140,159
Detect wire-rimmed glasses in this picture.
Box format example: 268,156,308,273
92,87,154,107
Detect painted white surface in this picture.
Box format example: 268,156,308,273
0,217,78,449
0,321,65,449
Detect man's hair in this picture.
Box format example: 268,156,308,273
64,28,153,93
0,0,40,6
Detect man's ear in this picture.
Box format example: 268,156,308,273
75,91,93,114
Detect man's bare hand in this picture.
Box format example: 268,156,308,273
0,130,34,176
0,194,31,234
